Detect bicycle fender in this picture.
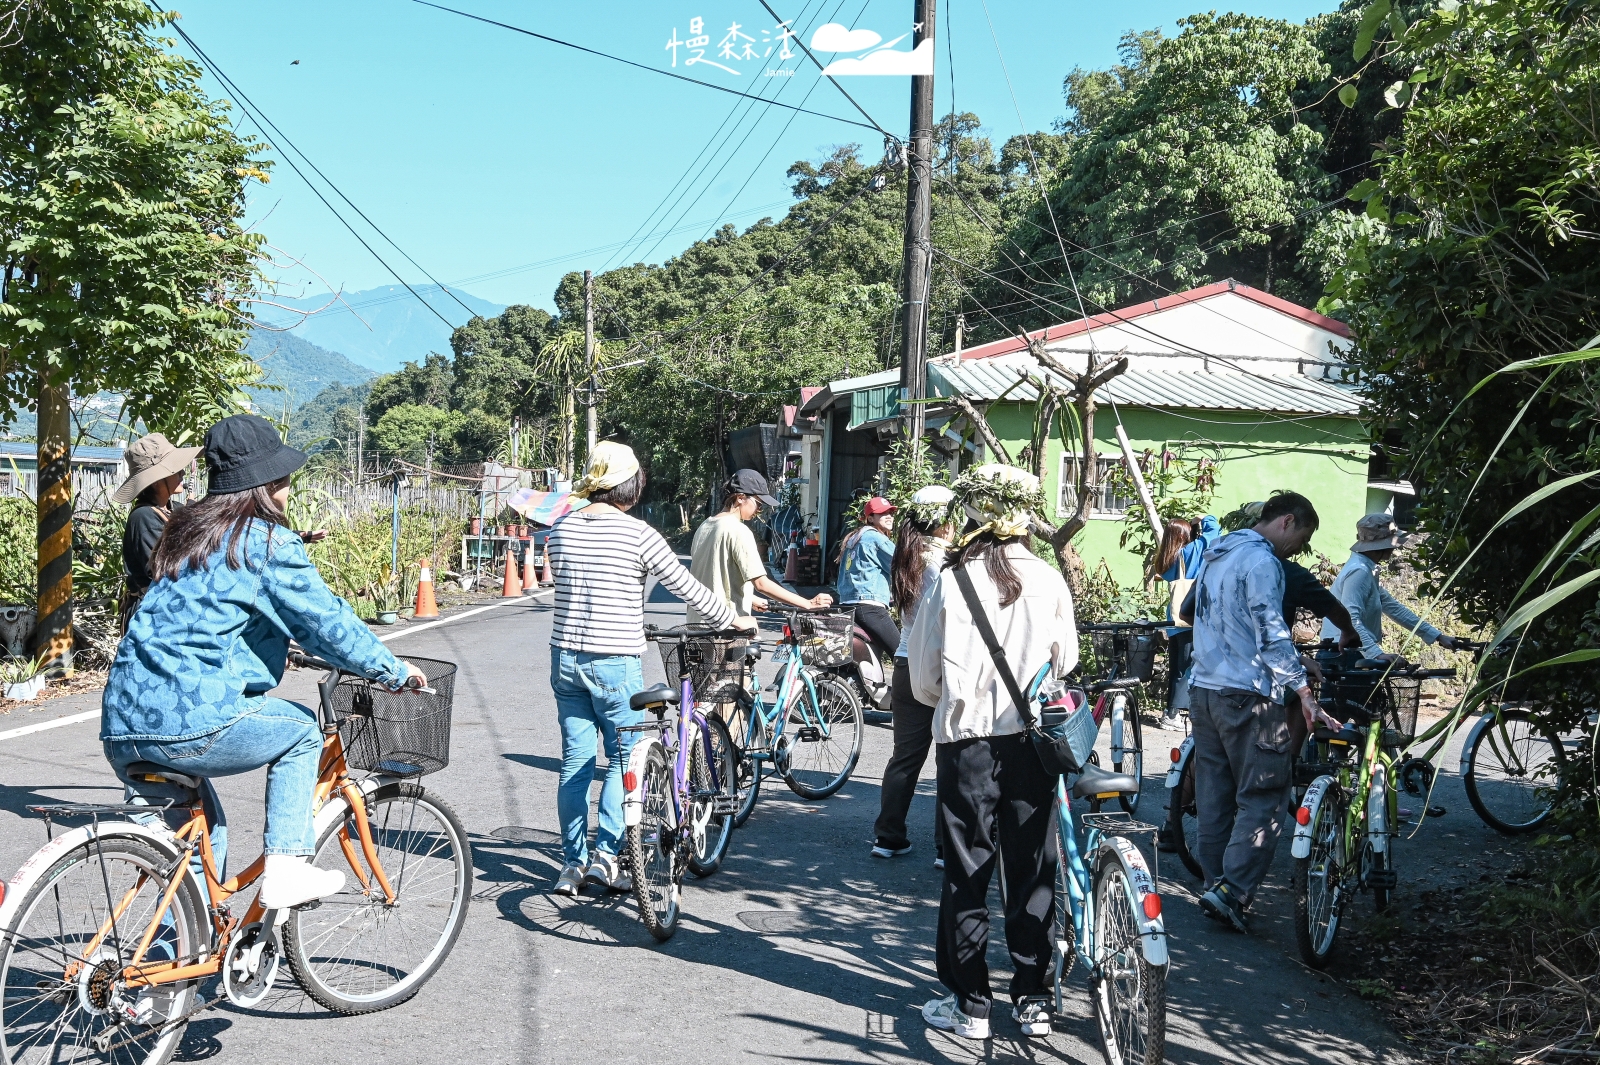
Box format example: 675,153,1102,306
1458,711,1495,777
1368,763,1389,855
312,774,407,839
1165,735,1194,790
621,739,663,829
0,820,188,939
1292,775,1336,859
1101,836,1168,968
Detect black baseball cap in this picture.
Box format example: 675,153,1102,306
204,414,307,494
727,468,778,506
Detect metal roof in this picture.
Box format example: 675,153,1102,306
798,367,901,415
928,355,1361,417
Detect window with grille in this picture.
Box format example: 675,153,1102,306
1059,454,1133,516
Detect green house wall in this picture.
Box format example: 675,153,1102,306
981,402,1370,585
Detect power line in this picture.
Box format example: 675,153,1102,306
411,0,882,133
755,0,896,142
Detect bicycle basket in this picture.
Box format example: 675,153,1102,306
334,657,457,777
658,636,744,701
796,610,853,668
1089,630,1120,676
1125,632,1158,684
1377,675,1422,744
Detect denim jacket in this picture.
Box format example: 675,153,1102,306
103,520,407,742
1190,530,1307,701
836,526,895,606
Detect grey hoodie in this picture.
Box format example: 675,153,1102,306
1190,529,1307,700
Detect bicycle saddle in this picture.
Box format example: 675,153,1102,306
1071,762,1140,800
123,761,202,793
629,684,681,710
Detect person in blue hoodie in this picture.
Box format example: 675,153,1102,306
1187,491,1337,932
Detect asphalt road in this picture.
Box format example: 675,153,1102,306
0,586,1526,1064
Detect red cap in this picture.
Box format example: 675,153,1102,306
863,496,897,516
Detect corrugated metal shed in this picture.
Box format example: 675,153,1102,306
929,355,1360,416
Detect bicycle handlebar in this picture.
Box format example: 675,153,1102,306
289,650,334,672
644,623,757,641
1082,620,1163,631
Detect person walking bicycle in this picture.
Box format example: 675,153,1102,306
1322,512,1464,662
837,496,900,657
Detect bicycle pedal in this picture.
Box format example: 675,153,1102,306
1426,805,1447,818
1368,870,1397,890
795,727,821,743
712,796,740,815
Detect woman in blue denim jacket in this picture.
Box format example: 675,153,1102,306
102,414,423,911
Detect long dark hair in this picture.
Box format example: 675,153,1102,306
949,529,1028,607
891,513,948,612
1154,519,1193,578
150,482,289,581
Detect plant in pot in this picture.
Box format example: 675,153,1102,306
0,654,47,702
372,577,403,625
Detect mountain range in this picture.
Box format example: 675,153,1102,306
255,283,504,374
245,329,375,415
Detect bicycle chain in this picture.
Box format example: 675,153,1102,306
95,991,222,1055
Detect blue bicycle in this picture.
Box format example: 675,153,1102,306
1028,665,1170,1064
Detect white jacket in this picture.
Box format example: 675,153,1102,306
908,542,1078,745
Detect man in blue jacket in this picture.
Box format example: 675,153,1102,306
1189,491,1336,931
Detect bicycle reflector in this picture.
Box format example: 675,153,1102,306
783,625,792,640
1296,806,1312,826
1169,748,1181,763
1142,893,1162,920
623,771,639,792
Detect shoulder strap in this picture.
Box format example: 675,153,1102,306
951,563,1035,724
1177,550,1187,581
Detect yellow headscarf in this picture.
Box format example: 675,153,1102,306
572,441,641,499
954,464,1043,545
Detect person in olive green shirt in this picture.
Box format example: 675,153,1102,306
688,469,832,623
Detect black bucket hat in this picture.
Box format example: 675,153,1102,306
203,414,307,494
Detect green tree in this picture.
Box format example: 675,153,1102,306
0,0,267,659
370,403,463,464
365,352,452,424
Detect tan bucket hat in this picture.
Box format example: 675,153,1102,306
112,432,201,504
1351,512,1405,554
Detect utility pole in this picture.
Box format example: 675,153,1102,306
898,0,936,451
355,405,365,480
584,269,597,458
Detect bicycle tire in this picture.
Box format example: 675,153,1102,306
732,710,765,828
1114,692,1144,815
626,744,681,941
781,671,863,800
0,836,206,1065
1050,820,1077,1018
1292,789,1345,969
1169,757,1203,881
285,782,472,1014
1464,711,1565,834
687,714,736,878
1366,842,1389,914
1091,850,1166,1065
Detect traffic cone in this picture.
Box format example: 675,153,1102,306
538,548,552,586
501,546,521,598
522,541,538,592
413,558,439,618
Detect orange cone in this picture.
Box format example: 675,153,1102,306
538,546,552,586
501,546,521,598
522,540,538,592
413,558,440,618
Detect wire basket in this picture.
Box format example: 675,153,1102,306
1376,675,1422,744
1089,630,1119,675
658,636,745,702
334,657,457,777
1087,628,1158,683
795,610,853,668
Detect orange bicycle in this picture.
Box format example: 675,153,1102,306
0,653,472,1064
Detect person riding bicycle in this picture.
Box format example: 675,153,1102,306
688,467,832,622
1154,514,1219,725
548,442,751,897
1322,512,1463,664
101,414,425,911
907,465,1077,1041
871,484,958,864
836,495,899,658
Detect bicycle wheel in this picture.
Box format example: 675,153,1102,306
626,744,681,941
1113,692,1144,815
1091,850,1166,1065
687,714,736,878
781,671,863,800
1169,757,1203,881
1464,711,1565,834
1,836,206,1065
1292,789,1346,969
732,710,765,829
285,782,472,1014
1050,820,1077,1018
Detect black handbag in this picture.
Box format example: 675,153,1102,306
951,565,1082,777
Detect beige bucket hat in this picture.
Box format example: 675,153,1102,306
112,432,201,504
1351,512,1405,554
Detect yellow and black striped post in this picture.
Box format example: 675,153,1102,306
34,378,72,670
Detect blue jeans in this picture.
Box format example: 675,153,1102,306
551,649,644,866
105,697,324,868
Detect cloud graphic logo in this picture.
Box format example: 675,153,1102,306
821,38,935,76
810,23,882,51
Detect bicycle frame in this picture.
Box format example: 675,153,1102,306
741,632,835,755
1053,779,1169,972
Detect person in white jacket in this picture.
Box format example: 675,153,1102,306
907,465,1077,1042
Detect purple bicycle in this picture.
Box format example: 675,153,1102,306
621,623,748,941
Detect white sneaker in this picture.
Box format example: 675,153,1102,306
259,855,345,910
553,861,585,896
923,994,990,1039
871,842,912,859
1013,998,1051,1037
934,857,946,870
584,851,632,892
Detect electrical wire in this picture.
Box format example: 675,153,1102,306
755,0,896,142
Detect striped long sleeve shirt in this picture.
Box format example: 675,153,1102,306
548,507,737,656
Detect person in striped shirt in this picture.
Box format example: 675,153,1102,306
547,441,749,897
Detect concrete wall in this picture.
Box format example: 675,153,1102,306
983,402,1370,585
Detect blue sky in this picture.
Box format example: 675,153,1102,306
169,0,1336,322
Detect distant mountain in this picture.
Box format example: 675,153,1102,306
245,329,374,416
256,284,503,374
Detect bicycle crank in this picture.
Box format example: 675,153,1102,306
222,914,285,1008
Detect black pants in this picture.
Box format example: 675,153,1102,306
849,602,900,660
936,733,1057,1019
873,659,943,855
1165,629,1193,712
